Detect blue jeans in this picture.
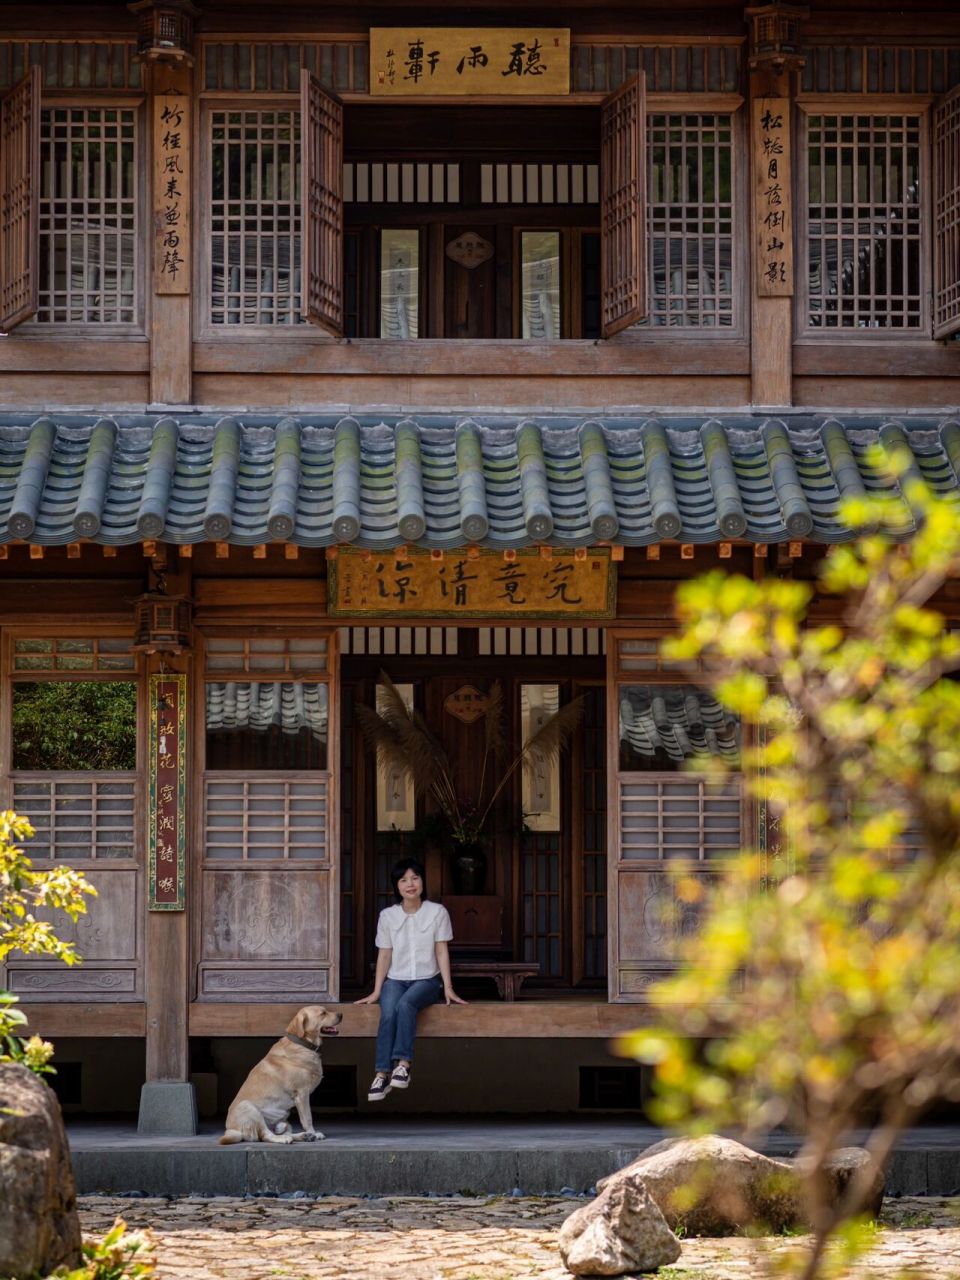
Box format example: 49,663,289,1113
374,975,443,1073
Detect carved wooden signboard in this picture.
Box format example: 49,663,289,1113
370,29,570,96
329,548,615,619
753,97,793,296
148,674,186,910
153,69,190,294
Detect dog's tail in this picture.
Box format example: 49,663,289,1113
219,1130,243,1145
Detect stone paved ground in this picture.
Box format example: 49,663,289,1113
79,1194,960,1280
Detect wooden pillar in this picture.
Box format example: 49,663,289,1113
148,63,193,408
749,65,794,408
140,553,195,1133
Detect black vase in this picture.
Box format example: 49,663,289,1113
451,843,487,894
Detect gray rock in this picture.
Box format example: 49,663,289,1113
797,1146,886,1220
558,1173,682,1276
0,1063,82,1278
598,1135,804,1236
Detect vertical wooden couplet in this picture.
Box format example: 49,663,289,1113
753,96,793,297
300,70,344,337
600,73,647,338
148,674,186,909
0,66,40,332
152,69,190,296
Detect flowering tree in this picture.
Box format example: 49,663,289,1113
0,811,97,1073
626,483,960,1279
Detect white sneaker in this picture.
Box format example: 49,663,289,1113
367,1073,392,1102
390,1063,411,1089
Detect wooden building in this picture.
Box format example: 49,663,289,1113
0,0,957,1128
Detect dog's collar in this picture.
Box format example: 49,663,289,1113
285,1032,321,1054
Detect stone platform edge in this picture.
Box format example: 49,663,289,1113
71,1145,960,1199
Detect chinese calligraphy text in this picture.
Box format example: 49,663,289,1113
149,674,186,910
153,70,190,295
371,29,570,96
329,548,615,618
753,97,793,297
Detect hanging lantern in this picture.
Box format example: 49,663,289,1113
132,593,193,655
128,0,200,66
745,2,808,73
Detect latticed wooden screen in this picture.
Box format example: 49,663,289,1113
37,106,138,325
204,776,329,860
208,108,303,327
0,68,39,331
600,74,646,337
642,114,736,328
300,70,343,336
620,776,743,860
934,86,960,340
804,112,924,330
13,777,136,861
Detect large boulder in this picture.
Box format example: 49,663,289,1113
0,1062,82,1279
558,1173,682,1276
598,1135,804,1236
798,1146,886,1221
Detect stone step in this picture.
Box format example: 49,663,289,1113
67,1120,960,1199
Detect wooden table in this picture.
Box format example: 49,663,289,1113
452,961,540,1001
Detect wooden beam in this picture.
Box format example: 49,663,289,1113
188,1000,663,1039
66,543,81,559
18,1003,147,1038
680,544,694,560
102,546,118,558
719,542,732,558
754,543,769,558
284,544,299,560
0,546,7,560
28,545,43,560
215,542,229,559
646,544,660,561
252,544,267,559
609,545,625,561
789,541,803,559
178,543,193,558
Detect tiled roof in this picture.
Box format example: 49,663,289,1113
0,413,957,549
205,681,328,739
619,687,740,764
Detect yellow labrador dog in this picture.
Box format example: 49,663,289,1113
220,1006,342,1145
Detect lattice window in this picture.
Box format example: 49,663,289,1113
208,107,303,327
203,42,367,94
804,113,924,331
641,113,736,329
204,776,329,860
479,627,605,657
35,106,139,326
620,776,742,861
479,163,600,205
572,43,741,94
579,687,607,982
12,637,135,673
205,636,328,674
521,831,562,977
13,777,136,860
934,86,960,340
346,162,460,204
801,46,960,96
0,43,141,90
615,637,704,675
339,627,457,656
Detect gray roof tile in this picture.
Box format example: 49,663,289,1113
0,413,956,549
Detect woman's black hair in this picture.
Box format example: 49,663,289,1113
390,857,428,903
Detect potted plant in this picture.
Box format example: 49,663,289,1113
357,673,583,893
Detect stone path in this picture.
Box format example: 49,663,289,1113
79,1194,960,1279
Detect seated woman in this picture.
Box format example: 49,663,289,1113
355,857,467,1101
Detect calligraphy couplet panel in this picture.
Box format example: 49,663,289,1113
329,548,615,619
153,72,190,295
370,29,570,97
149,674,186,910
753,97,793,297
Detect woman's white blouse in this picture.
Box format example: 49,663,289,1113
375,901,453,981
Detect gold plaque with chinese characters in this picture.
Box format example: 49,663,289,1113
370,29,570,97
328,548,615,619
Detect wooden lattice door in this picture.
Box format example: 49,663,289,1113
301,70,343,336
600,73,647,337
0,66,40,331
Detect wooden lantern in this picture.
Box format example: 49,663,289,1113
132,593,192,654
745,2,808,73
128,0,200,66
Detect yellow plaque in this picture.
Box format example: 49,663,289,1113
370,29,570,97
329,548,614,618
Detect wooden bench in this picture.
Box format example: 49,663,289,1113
451,961,540,1001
